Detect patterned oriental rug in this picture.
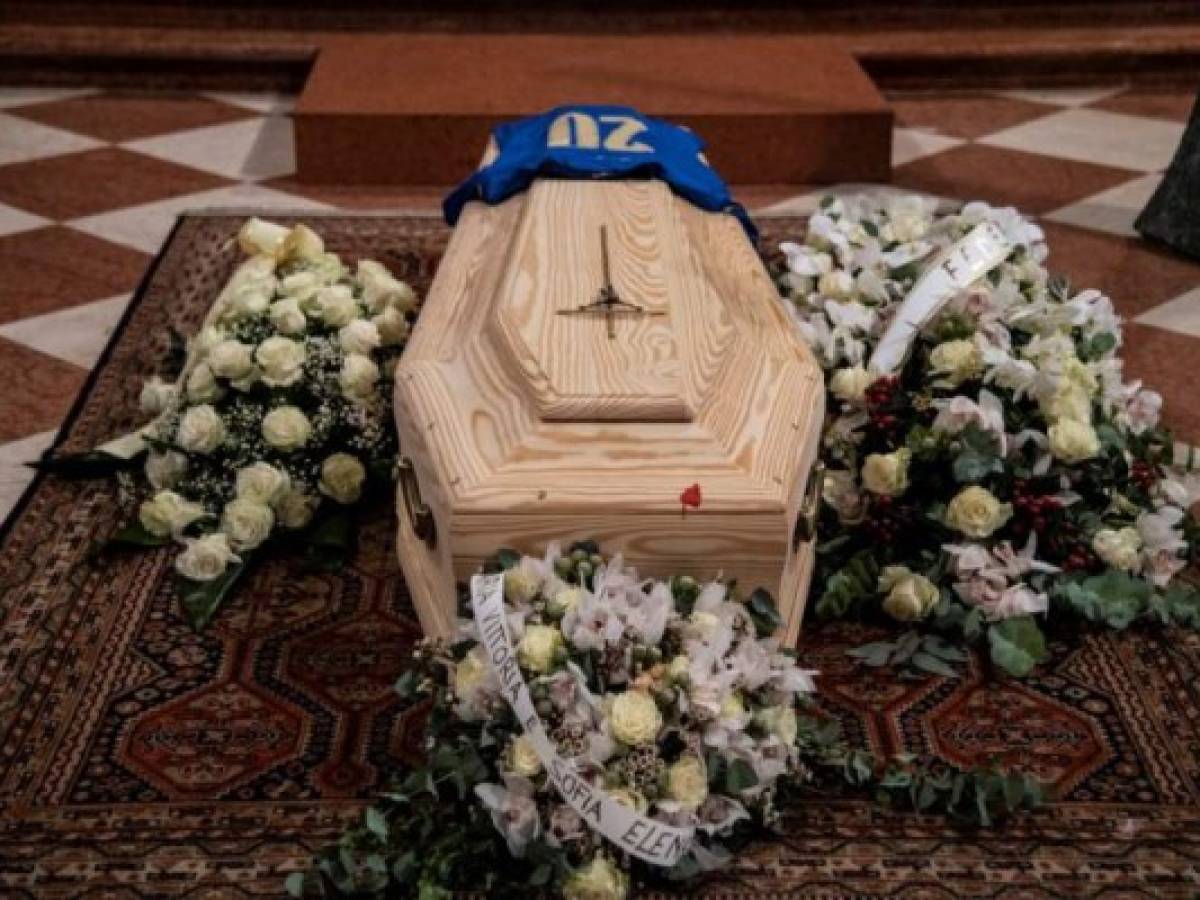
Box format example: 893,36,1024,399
1,214,1199,898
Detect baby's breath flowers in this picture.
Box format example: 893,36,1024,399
776,194,1200,677
111,218,417,628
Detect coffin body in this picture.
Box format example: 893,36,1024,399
394,178,824,643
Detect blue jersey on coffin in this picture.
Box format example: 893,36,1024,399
442,105,757,242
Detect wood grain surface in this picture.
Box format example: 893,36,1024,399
395,179,824,643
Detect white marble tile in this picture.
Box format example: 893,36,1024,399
978,108,1184,173
0,429,58,525
0,293,132,369
0,87,97,110
203,91,296,115
1044,173,1162,238
996,85,1126,108
68,183,334,254
892,127,963,167
0,111,102,166
123,116,295,181
0,200,49,238
1134,286,1200,337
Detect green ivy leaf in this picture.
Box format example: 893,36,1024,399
105,521,171,550
746,587,783,637
495,549,521,570
725,758,759,793
987,616,1047,677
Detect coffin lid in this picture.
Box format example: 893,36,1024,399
396,178,824,514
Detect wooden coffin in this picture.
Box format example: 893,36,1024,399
394,178,825,644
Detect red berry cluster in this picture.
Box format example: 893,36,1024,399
1131,459,1158,492
1011,480,1062,537
1060,545,1098,572
864,375,901,408
862,494,910,543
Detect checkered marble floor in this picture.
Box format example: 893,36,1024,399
0,83,1196,521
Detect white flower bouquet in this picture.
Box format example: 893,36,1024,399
292,543,828,898
88,218,418,627
774,194,1200,676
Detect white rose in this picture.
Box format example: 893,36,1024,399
372,306,410,346
823,468,866,524
1049,418,1101,463
719,691,745,721
517,624,563,673
276,487,317,529
547,586,582,617
505,568,540,604
1092,526,1142,571
338,318,381,355
185,363,223,403
207,340,255,381
1040,380,1092,425
755,705,799,745
357,259,417,314
318,453,366,504
176,404,225,454
175,532,240,582
268,297,307,335
946,486,1012,539
237,217,289,257
315,285,359,327
606,788,648,814
139,376,177,416
227,284,271,319
861,449,911,497
563,856,628,900
220,498,275,550
609,690,662,745
668,654,690,683
191,325,226,357
878,565,940,621
338,353,380,401
830,365,874,404
235,462,290,506
888,210,930,244
261,406,312,451
255,336,307,387
508,735,543,777
818,270,854,298
454,646,491,698
145,450,187,490
280,223,325,263
139,490,206,537
665,755,708,808
280,270,323,305
929,339,983,386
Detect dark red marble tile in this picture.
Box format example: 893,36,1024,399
10,91,259,142
1040,221,1200,318
1092,88,1197,124
1121,323,1200,444
0,227,149,323
0,148,231,220
0,337,86,442
894,143,1138,215
890,92,1057,139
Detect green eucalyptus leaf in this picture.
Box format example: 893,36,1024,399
106,521,171,550
987,616,1047,677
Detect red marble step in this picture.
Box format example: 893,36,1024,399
292,34,893,186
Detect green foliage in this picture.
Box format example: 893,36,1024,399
33,449,144,479
951,425,1004,484
746,587,783,638
179,557,249,631
1056,570,1154,630
987,616,1047,677
847,631,968,678
816,550,880,619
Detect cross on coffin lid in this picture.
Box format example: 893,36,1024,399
493,179,715,422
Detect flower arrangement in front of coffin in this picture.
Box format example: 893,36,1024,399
48,219,418,628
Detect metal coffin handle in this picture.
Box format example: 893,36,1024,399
398,456,437,547
792,461,825,551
